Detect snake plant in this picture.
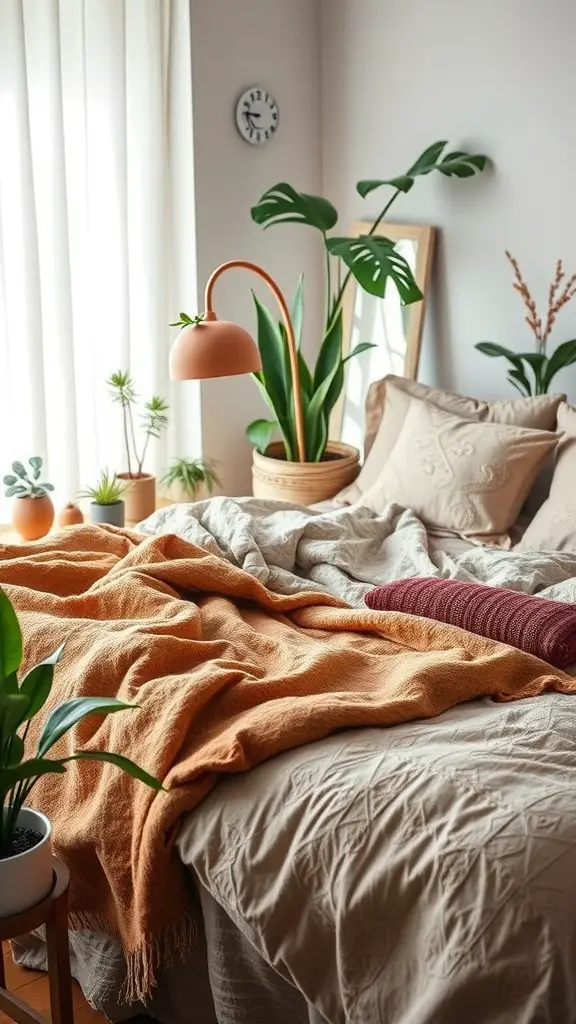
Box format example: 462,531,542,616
248,140,488,461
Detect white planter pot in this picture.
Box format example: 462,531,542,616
0,807,53,917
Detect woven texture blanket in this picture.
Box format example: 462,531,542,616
1,525,574,1002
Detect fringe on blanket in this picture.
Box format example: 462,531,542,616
69,909,197,1004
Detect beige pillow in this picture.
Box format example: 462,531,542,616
516,402,576,551
335,376,564,506
359,388,558,547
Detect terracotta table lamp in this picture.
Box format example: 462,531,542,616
169,260,306,461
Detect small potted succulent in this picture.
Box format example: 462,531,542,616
0,586,162,917
107,371,169,522
3,458,55,541
79,469,126,527
160,457,220,503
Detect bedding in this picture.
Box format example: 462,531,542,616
357,389,557,545
365,576,576,666
336,374,564,506
517,401,576,552
9,499,576,1024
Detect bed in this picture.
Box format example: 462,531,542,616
11,496,576,1024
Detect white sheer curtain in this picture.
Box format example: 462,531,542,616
0,0,199,520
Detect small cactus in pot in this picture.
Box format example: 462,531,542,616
3,458,55,541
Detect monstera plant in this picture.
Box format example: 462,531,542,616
247,140,488,468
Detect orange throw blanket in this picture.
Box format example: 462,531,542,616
1,526,574,1001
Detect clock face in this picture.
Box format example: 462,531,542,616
235,86,279,146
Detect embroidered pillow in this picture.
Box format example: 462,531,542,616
365,577,576,668
516,402,576,552
358,389,558,547
335,376,564,506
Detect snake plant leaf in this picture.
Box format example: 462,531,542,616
313,309,344,393
0,587,22,681
291,274,305,348
542,339,576,390
356,175,415,199
253,294,290,416
250,372,295,461
6,734,24,767
326,236,423,305
247,419,277,454
343,342,377,364
251,183,338,232
305,364,342,462
20,643,65,721
37,696,139,757
406,140,448,176
298,351,313,399
61,751,164,791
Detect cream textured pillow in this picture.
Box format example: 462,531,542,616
334,376,564,506
516,402,576,551
359,389,558,547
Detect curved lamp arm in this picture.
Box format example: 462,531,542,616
204,260,306,463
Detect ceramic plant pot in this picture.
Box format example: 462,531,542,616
0,807,53,918
89,501,125,528
118,473,156,523
12,495,54,541
58,503,84,528
252,441,360,506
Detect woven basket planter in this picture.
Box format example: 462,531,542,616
252,441,360,506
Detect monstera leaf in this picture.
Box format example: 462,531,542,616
357,141,487,198
251,183,338,232
326,235,423,305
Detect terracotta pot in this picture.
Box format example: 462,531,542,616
12,495,54,541
0,807,53,918
118,473,156,523
58,502,84,528
252,441,360,506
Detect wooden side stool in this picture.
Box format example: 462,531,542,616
0,859,73,1024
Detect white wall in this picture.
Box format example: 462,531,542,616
189,0,323,494
321,0,576,404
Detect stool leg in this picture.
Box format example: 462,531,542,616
45,891,74,1024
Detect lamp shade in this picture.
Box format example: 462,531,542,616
169,319,262,381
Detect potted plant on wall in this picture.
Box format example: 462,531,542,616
107,371,169,522
160,457,220,503
0,587,161,918
79,469,126,527
3,458,55,541
245,140,488,502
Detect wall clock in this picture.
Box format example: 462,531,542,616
235,86,279,146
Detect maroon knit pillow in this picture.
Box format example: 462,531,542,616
365,578,576,668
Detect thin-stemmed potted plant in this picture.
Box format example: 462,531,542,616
475,251,576,395
3,458,55,541
107,371,169,522
160,457,220,503
79,469,126,527
0,586,162,918
245,140,488,501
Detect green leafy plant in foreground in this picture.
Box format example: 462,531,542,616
475,250,576,396
107,371,169,478
161,458,220,499
4,458,55,499
0,587,162,859
79,469,126,506
246,140,487,460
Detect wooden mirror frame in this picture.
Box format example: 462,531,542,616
331,220,436,439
